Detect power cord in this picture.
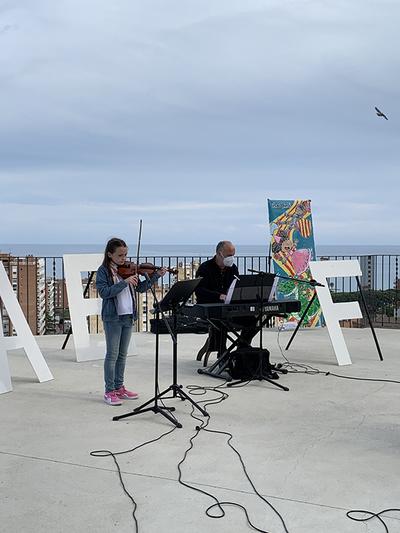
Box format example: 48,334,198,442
276,324,400,383
276,324,321,375
179,381,290,532
275,323,400,531
90,323,398,532
346,508,400,532
90,425,177,533
324,372,400,384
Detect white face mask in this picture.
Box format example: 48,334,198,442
223,255,235,268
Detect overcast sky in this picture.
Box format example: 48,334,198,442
0,0,399,245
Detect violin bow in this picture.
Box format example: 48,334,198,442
136,219,143,267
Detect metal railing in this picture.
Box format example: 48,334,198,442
1,254,399,335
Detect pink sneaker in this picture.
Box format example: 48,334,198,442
115,386,139,400
104,391,122,406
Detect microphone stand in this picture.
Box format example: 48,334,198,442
247,269,324,288
247,269,324,351
249,269,383,362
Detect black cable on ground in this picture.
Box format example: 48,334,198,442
276,325,321,375
90,322,399,533
90,425,177,533
346,508,400,532
276,324,400,383
180,381,290,533
275,324,400,531
324,372,400,384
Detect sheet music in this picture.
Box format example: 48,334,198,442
224,277,238,304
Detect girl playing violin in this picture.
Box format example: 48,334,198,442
96,237,167,406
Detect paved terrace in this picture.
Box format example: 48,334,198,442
1,327,399,533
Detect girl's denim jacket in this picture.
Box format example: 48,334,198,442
96,264,160,322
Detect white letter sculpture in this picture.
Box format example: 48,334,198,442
309,260,363,366
63,254,136,362
0,261,53,394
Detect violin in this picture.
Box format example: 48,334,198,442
117,261,178,278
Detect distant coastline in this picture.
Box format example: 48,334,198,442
1,243,400,257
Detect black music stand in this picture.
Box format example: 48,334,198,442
226,273,289,391
198,274,289,391
113,278,209,428
229,273,276,304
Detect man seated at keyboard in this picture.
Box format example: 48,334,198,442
195,240,258,355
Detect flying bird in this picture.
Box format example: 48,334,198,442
375,106,388,120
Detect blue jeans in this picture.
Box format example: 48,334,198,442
103,314,134,393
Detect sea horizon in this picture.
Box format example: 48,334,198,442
1,243,400,258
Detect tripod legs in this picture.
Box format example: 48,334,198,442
113,403,181,428
227,350,289,391
170,385,209,416
285,292,317,350
112,383,208,427
355,276,383,361
227,374,289,391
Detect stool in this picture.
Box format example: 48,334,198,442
196,326,227,367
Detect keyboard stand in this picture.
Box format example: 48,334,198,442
197,314,289,391
197,320,238,380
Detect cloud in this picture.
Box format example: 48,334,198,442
1,0,399,244
110,201,255,212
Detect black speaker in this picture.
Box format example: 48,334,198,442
229,347,276,380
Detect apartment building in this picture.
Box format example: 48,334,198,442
0,253,46,335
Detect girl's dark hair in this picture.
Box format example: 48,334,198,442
102,237,127,270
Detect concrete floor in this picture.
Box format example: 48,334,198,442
1,327,400,533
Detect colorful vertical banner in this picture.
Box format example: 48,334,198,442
267,199,322,328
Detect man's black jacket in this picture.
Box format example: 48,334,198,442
195,257,239,304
